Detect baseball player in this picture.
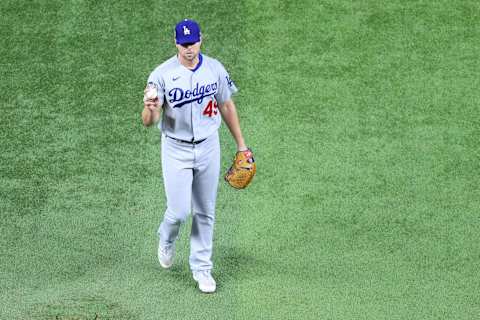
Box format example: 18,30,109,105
142,19,248,293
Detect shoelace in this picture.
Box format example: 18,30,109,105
196,271,213,282
160,245,173,255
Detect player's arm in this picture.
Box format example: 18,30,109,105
218,99,247,151
142,98,161,127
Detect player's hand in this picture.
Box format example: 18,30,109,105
144,97,160,112
143,85,160,111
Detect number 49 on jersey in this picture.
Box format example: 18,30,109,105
203,100,218,117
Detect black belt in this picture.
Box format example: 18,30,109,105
166,135,206,145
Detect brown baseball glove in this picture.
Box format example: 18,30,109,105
224,148,256,189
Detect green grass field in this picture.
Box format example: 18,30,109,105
1,0,479,319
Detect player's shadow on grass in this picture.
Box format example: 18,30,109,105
217,245,262,275
161,265,195,291
161,245,265,292
214,245,267,291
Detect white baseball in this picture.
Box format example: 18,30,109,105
145,87,158,100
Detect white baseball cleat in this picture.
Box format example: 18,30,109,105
192,270,216,293
158,242,175,269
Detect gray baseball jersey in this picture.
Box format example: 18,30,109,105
147,53,238,142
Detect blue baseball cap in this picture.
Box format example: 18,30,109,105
175,19,201,44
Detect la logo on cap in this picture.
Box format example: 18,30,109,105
183,26,190,35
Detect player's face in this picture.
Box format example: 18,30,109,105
176,41,202,62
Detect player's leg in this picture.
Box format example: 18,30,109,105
158,135,194,247
190,132,220,272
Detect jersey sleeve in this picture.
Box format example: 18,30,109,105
147,69,165,104
214,62,238,104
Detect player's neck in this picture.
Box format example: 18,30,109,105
178,54,200,70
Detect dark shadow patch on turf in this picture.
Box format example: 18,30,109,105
159,264,197,292
28,295,137,320
214,245,268,287
152,245,267,293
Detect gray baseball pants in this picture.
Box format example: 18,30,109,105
158,132,220,271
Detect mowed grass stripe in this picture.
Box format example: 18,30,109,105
230,0,480,319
